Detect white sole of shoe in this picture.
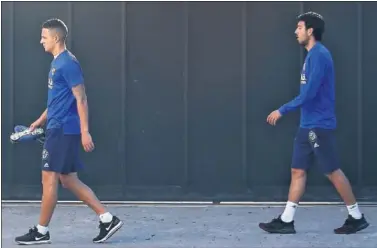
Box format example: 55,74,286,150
16,240,51,245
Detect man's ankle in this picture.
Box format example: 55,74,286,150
36,224,49,235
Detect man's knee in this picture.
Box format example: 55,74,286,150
291,168,307,179
59,173,79,189
326,168,344,181
41,171,59,191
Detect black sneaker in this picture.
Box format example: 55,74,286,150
93,215,123,243
259,215,296,234
15,226,51,245
334,214,369,234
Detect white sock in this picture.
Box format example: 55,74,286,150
281,201,298,223
99,212,113,223
347,203,362,219
37,224,48,235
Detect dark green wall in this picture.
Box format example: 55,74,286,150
2,2,377,201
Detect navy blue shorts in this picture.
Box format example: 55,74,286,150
41,128,83,174
291,128,340,174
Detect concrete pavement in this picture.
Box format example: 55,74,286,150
2,203,376,247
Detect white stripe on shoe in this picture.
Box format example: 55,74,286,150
93,221,123,243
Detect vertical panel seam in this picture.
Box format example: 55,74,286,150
121,1,127,197
9,1,15,193
357,2,363,187
183,1,189,190
67,2,73,49
299,2,304,65
241,2,248,191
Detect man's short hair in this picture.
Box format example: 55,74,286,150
42,18,68,43
297,11,325,41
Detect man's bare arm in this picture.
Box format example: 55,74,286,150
38,109,48,125
71,84,89,133
29,108,48,130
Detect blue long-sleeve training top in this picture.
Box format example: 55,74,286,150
278,42,337,129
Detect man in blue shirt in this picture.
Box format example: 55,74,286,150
15,18,123,245
259,12,369,234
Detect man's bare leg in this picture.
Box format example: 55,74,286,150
59,173,123,243
326,168,369,234
59,173,106,215
37,171,59,234
14,171,58,244
327,169,357,206
280,168,307,222
258,168,307,234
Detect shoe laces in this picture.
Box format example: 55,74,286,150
272,216,283,223
98,221,106,229
26,226,38,237
343,216,353,226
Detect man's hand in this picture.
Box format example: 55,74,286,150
29,119,44,131
29,109,48,131
81,131,95,152
267,110,282,126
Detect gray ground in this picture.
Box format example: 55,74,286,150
2,203,376,248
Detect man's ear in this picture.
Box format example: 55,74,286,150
307,27,313,37
53,32,59,44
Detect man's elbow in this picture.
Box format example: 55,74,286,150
75,95,87,105
300,95,315,106
305,91,318,102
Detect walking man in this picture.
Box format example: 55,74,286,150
15,18,123,245
259,12,369,234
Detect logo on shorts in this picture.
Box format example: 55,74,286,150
308,131,317,142
42,149,49,160
309,130,320,148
